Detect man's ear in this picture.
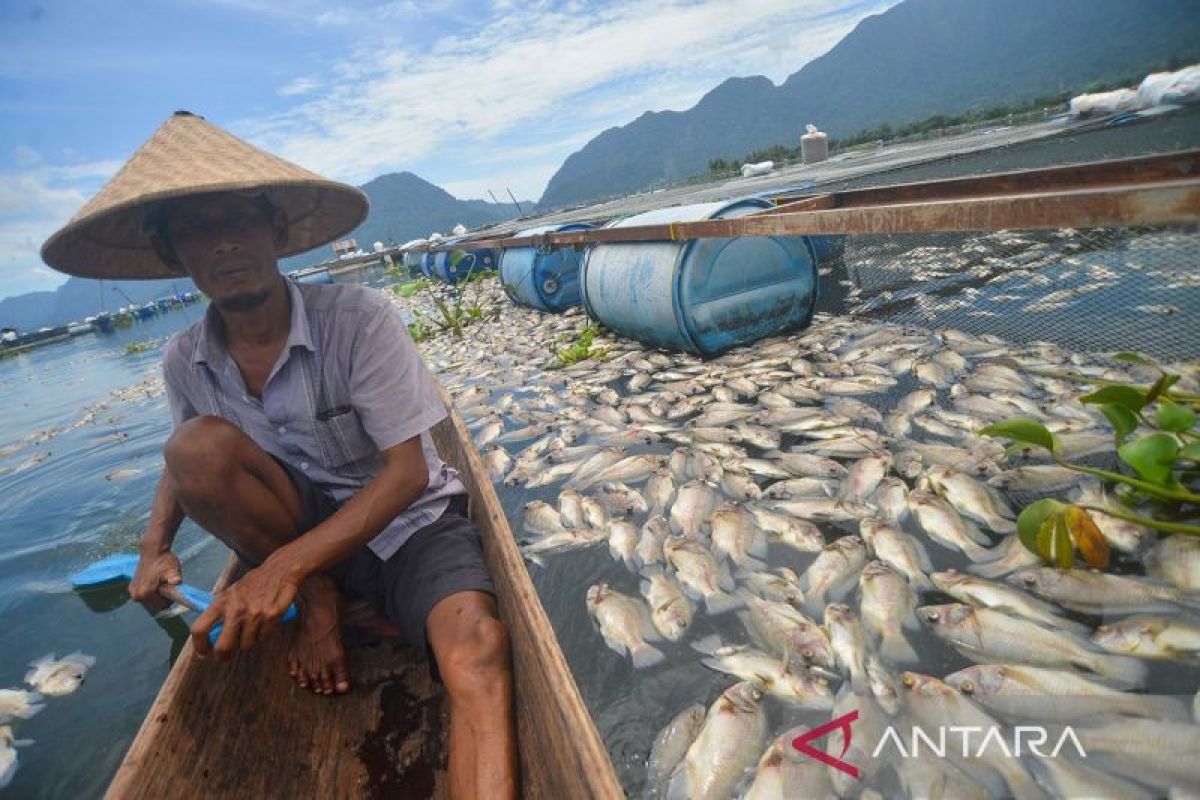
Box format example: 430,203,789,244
149,232,187,274
270,205,289,252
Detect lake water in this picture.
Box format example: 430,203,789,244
0,308,229,798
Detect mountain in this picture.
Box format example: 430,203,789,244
287,171,527,266
539,0,1200,208
1,172,527,330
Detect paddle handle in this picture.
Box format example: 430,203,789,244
159,584,299,647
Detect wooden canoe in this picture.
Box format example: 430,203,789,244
105,397,624,799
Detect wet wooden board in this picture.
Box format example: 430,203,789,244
107,401,623,799
430,390,624,800
106,564,451,800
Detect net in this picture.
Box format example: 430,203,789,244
815,224,1200,363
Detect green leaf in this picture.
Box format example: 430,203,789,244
1145,373,1180,405
1117,433,1180,486
1080,385,1147,413
1017,499,1065,557
1156,403,1196,433
1111,352,1160,369
1044,513,1075,569
980,418,1059,455
1179,442,1200,462
1100,404,1138,445
449,248,466,268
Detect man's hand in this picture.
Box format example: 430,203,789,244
128,550,183,611
190,559,300,660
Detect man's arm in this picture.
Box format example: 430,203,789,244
191,435,429,656
128,470,187,608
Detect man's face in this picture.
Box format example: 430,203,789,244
163,193,285,312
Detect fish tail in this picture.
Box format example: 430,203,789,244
631,643,666,669
705,590,743,616
690,634,724,656
969,556,1016,579
1090,653,1148,687
880,632,920,665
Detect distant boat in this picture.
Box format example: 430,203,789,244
67,320,95,336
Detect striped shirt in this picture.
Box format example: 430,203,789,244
162,279,465,560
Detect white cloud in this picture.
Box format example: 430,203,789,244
241,0,898,196
278,76,322,96
0,159,118,298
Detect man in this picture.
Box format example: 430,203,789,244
41,111,517,799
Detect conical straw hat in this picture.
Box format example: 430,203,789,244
41,111,369,280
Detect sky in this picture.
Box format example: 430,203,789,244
0,0,899,299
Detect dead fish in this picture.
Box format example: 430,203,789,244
859,518,932,590
924,466,1015,534
859,560,919,663
635,516,672,568
769,451,847,479
918,604,1145,685
522,500,567,538
670,480,717,537
664,537,739,615
24,652,95,696
0,690,43,725
1010,568,1200,615
709,503,767,570
987,464,1082,492
646,703,706,797
1145,535,1200,591
719,470,762,502
802,536,867,613
640,567,694,641
738,567,804,605
592,482,649,516
607,519,639,569
746,506,823,552
480,445,511,481
946,663,1189,722
585,584,664,668
930,569,1086,634
908,490,995,562
1092,615,1200,660
666,681,766,800
645,469,676,514
692,637,832,710
576,453,667,489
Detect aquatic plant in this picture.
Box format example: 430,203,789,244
553,324,609,367
393,279,429,299
407,320,433,343
123,341,153,355
981,354,1200,567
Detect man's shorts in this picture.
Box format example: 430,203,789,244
271,456,496,666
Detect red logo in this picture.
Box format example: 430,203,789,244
791,710,860,779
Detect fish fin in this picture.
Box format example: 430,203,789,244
11,738,33,748
664,765,690,800
521,551,546,569
717,562,736,593
986,516,1017,535
880,632,920,665
705,591,743,616
690,634,724,656
598,631,628,658
26,653,53,669
734,554,766,572
699,656,731,675
1087,653,1147,687
748,529,769,559
631,643,666,669
969,556,1015,579
963,538,999,562
963,519,993,546
639,608,663,642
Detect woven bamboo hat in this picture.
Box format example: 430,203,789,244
41,111,369,280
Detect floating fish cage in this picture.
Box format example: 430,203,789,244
579,198,821,358
432,242,500,284
500,223,594,312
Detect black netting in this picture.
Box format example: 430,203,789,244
814,224,1200,363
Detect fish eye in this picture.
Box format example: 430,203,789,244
959,680,975,694
901,674,915,688
1021,574,1037,587
923,609,940,622
802,648,814,659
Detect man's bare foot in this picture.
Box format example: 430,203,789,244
286,575,350,695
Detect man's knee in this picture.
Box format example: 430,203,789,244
164,415,246,494
438,614,512,703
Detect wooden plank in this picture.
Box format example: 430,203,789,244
765,148,1200,210
107,556,450,799
407,152,1200,253
107,401,622,798
413,178,1200,251
430,391,624,800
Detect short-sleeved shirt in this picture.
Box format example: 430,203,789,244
161,279,466,560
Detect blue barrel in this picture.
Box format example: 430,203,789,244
432,244,499,284
580,198,818,358
402,249,424,277
421,251,437,279
499,223,593,312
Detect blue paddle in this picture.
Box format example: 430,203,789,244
70,553,299,646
